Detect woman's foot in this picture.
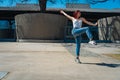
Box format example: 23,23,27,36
89,40,97,45
75,58,81,63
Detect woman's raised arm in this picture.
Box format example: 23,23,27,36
81,17,98,26
60,10,74,21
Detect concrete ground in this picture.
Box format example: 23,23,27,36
0,42,120,80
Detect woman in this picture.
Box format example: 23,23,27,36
60,10,98,63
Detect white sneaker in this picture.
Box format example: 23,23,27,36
75,58,81,63
89,40,97,45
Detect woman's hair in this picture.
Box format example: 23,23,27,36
73,10,81,19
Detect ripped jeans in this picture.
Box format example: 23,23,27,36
72,27,93,56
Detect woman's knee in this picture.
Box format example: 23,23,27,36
85,27,89,30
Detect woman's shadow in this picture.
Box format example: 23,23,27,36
82,62,120,68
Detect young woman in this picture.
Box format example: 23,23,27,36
60,10,98,63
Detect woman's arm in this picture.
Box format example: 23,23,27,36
81,17,98,26
60,10,74,21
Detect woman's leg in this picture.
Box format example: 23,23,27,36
72,27,93,40
74,36,81,63
85,27,97,45
85,27,93,40
75,36,81,59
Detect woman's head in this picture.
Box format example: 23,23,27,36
73,10,81,19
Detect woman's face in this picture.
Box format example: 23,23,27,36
76,12,81,18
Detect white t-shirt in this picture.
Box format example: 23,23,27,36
72,18,82,28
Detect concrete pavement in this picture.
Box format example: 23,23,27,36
0,42,120,80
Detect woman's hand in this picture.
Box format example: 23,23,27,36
60,10,64,14
94,21,98,26
60,10,74,21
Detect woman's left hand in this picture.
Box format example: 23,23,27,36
94,21,98,26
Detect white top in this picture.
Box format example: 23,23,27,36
72,18,82,28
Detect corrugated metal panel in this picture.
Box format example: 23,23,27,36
0,72,8,79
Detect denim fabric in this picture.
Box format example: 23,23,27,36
72,27,93,39
72,27,93,56
75,36,81,56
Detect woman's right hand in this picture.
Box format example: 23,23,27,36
60,10,64,14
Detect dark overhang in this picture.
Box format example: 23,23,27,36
0,5,120,20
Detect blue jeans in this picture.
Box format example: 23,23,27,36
72,27,93,56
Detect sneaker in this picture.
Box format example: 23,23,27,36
75,58,81,63
89,40,97,45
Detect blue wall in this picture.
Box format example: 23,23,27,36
0,0,120,9
90,0,120,9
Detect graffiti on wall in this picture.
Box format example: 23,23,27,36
0,0,120,9
87,0,108,4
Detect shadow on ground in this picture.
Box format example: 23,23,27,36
82,62,120,68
